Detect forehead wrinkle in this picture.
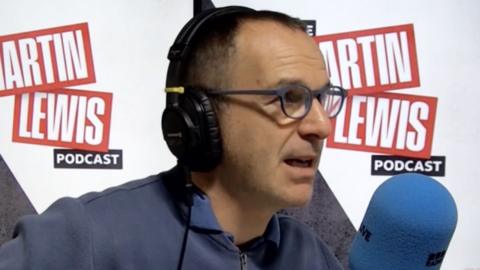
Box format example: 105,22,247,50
233,20,327,88
269,55,327,87
273,55,326,71
273,49,325,66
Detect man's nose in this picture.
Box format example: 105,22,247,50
297,99,332,140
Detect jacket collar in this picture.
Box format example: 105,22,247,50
163,165,280,248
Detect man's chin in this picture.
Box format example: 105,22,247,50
287,198,311,208
278,188,313,209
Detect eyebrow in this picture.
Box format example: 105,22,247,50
268,79,331,91
268,79,305,88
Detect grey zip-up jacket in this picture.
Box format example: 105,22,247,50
0,166,343,270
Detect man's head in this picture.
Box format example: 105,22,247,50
164,7,337,212
181,9,306,90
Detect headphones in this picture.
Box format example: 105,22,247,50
162,6,255,172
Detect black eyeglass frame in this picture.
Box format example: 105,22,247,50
206,83,346,119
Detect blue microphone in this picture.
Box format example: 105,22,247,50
349,173,457,270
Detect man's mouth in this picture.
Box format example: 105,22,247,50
284,158,314,168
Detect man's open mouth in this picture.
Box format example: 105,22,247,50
284,158,313,168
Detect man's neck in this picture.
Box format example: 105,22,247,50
192,171,274,246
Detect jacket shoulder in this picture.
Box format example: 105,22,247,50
277,214,344,269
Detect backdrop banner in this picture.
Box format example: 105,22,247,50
1,1,478,269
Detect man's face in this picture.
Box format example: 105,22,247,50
215,19,332,211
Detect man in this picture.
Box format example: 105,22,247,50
0,6,345,270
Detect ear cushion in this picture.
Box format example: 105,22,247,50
187,89,222,171
162,89,222,172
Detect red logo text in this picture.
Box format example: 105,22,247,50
315,24,419,94
0,23,95,96
12,88,112,152
327,92,436,158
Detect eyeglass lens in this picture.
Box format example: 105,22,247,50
281,86,309,118
318,87,343,118
281,86,343,119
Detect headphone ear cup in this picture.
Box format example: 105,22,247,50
161,106,198,161
188,90,222,171
162,90,222,171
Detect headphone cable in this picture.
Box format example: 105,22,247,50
176,163,194,270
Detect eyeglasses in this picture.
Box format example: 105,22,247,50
207,83,346,119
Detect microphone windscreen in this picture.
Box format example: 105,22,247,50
349,173,457,270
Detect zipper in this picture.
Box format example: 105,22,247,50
240,252,247,270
